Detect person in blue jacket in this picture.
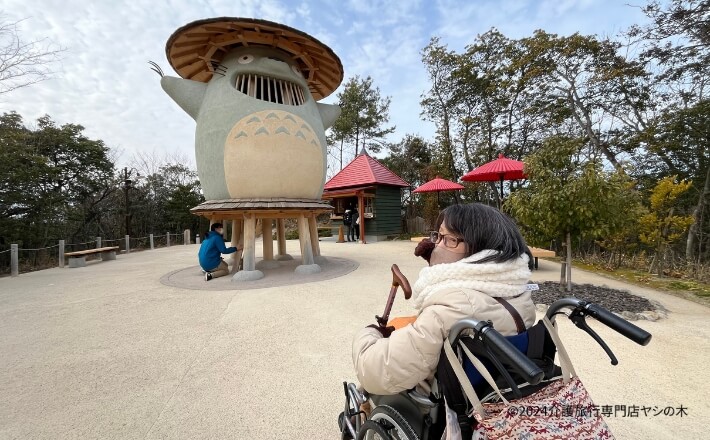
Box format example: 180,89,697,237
198,223,242,281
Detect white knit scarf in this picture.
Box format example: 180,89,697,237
411,249,531,310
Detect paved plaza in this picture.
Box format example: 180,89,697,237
1,238,708,439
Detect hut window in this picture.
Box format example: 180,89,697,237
364,197,375,215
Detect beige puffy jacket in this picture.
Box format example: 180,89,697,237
352,252,535,395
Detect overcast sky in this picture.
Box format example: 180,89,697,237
1,0,649,174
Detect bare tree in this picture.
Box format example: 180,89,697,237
0,15,64,96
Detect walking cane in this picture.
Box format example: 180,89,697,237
376,264,412,327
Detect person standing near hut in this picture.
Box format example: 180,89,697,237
343,206,353,242
350,205,360,242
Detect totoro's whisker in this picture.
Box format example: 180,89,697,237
148,61,164,77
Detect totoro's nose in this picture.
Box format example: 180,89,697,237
266,57,289,66
264,57,292,72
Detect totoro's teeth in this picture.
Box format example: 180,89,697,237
234,74,305,106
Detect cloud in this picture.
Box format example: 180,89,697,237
0,0,653,170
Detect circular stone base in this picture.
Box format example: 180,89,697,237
275,254,294,261
160,256,358,291
256,260,281,270
314,256,328,264
295,264,321,275
232,270,264,281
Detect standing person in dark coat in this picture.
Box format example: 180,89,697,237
350,205,360,242
343,207,354,242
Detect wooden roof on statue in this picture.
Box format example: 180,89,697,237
165,17,343,100
190,197,333,214
324,153,410,191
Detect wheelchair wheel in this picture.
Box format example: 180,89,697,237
359,405,420,440
356,420,393,440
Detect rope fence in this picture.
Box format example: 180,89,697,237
1,229,195,277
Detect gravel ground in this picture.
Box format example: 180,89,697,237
532,281,656,314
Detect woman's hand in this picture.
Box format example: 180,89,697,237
414,238,435,263
367,324,395,338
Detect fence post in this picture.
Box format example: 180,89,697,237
149,234,154,250
11,244,19,277
196,234,200,244
59,240,65,268
166,232,171,247
183,229,190,245
96,236,102,248
125,235,130,253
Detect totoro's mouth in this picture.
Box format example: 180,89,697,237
234,73,306,106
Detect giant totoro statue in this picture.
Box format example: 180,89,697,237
154,18,343,200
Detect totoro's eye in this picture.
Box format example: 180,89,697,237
238,54,254,64
291,64,302,76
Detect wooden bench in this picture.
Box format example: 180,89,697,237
65,246,120,268
529,247,556,269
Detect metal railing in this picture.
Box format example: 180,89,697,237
0,229,194,277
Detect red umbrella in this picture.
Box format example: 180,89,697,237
461,154,527,199
413,176,464,207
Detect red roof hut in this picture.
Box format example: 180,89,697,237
322,151,409,243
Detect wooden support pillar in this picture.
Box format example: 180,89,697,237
275,218,292,260
231,218,243,273
262,218,274,261
308,214,320,257
243,214,257,271
297,214,315,265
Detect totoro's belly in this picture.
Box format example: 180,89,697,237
223,110,325,199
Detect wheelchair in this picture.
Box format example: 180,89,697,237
339,295,653,440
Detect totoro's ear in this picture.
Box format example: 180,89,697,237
160,76,207,120
317,103,341,130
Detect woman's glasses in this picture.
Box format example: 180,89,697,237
429,231,464,248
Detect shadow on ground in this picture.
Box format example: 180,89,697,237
160,256,359,291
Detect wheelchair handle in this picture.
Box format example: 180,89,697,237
546,298,652,346
449,318,544,385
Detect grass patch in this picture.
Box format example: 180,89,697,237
571,260,710,304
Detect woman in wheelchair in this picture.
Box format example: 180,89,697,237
349,203,537,438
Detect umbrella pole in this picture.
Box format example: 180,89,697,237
499,175,504,203
437,191,440,209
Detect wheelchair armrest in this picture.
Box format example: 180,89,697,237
450,318,544,386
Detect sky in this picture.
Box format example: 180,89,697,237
1,0,650,175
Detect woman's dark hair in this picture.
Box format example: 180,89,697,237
435,203,533,270
211,223,223,231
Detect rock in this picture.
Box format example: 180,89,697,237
638,311,661,321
